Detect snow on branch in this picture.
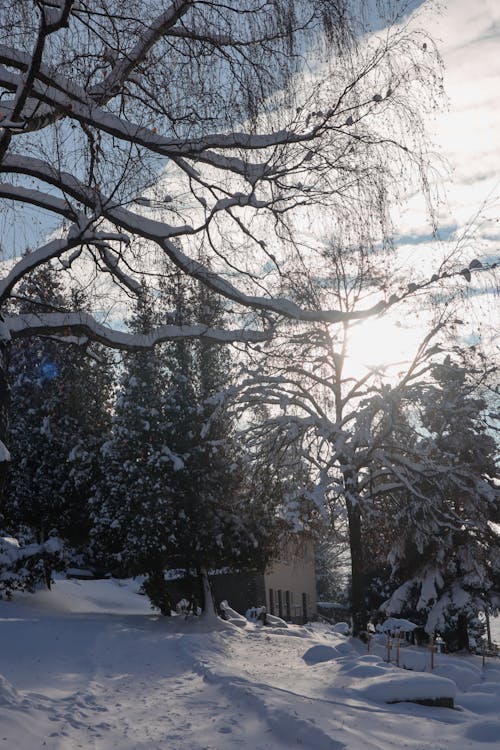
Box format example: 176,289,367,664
6,311,271,349
0,225,129,304
0,3,192,133
0,26,304,184
0,67,271,180
0,182,81,220
88,1,193,104
95,245,143,296
1,154,388,325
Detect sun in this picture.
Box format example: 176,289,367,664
345,316,424,376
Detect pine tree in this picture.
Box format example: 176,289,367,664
161,274,277,611
90,282,176,610
377,357,499,649
93,270,284,615
4,266,114,585
56,288,115,558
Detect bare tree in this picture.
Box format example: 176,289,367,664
234,231,498,634
0,0,450,476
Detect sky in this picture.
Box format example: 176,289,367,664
4,1,499,257
397,0,500,258
1,0,498,351
347,0,500,367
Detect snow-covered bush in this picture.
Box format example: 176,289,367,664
0,536,65,598
175,598,202,617
245,606,289,627
265,613,288,628
219,600,247,627
141,571,173,616
332,622,351,635
176,598,191,616
246,606,267,623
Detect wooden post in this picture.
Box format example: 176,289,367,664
485,609,492,651
395,630,400,668
386,632,391,663
367,631,372,653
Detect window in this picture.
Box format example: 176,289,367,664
302,592,307,622
285,591,291,621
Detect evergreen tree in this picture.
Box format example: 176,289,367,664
57,288,115,558
162,274,278,610
3,266,114,584
90,282,176,610
93,270,284,614
375,358,499,649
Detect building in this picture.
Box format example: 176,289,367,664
208,536,317,623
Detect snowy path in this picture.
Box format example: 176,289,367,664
2,580,500,750
0,584,307,750
0,611,263,750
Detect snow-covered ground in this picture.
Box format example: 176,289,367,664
2,579,500,750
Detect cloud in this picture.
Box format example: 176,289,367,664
409,0,500,235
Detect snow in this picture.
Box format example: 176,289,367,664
0,535,61,567
219,599,247,628
465,721,500,744
2,581,500,749
303,644,338,664
6,311,270,349
355,672,456,704
332,621,350,635
265,613,289,628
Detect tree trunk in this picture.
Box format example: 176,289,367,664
341,465,368,636
37,525,53,591
200,567,217,620
346,493,367,637
0,330,11,503
456,613,470,651
44,564,52,591
485,609,492,650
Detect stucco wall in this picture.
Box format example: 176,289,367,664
164,537,317,623
264,538,317,622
